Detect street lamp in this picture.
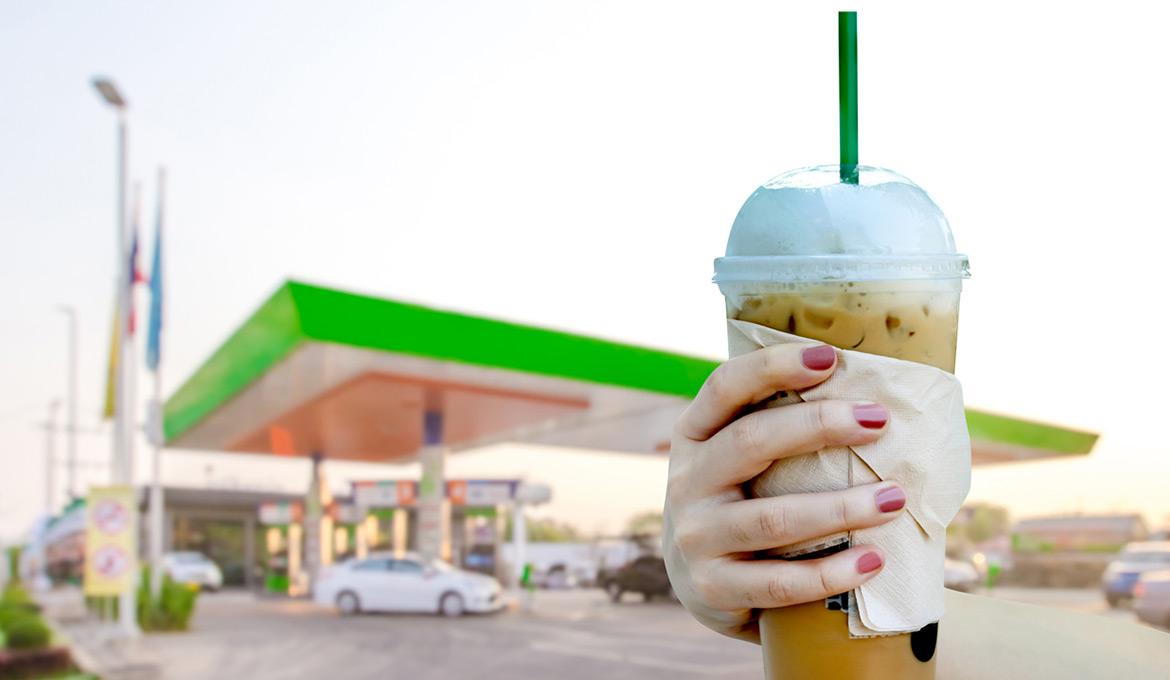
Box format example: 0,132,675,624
93,79,126,109
92,77,129,488
93,76,138,638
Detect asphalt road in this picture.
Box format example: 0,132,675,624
136,587,1144,680
146,589,761,680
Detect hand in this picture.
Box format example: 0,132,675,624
663,343,907,643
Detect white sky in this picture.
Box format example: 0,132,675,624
3,1,1169,541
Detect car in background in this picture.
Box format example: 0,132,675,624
1101,541,1170,607
1134,570,1170,629
603,556,675,603
944,557,981,593
314,552,503,617
163,551,224,591
538,563,579,589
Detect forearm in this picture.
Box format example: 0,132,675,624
937,590,1170,679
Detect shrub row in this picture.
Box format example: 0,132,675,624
1,585,52,651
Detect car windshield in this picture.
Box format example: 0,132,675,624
172,553,208,565
429,559,456,573
1120,551,1170,564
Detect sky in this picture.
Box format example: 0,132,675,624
3,1,1170,541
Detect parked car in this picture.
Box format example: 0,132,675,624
314,552,503,617
604,556,675,603
163,551,224,591
538,563,579,589
1134,570,1170,629
1101,541,1170,607
944,557,980,593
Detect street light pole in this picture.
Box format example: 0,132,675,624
93,77,139,638
59,306,78,499
93,78,128,487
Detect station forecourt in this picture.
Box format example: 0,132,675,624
156,280,1099,594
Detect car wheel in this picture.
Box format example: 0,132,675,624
607,582,623,603
1106,595,1121,608
336,591,361,616
440,592,465,617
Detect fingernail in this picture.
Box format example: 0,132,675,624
857,552,883,574
875,486,906,513
801,345,836,371
854,404,888,429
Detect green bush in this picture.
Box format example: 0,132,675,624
1,583,32,604
3,614,51,650
4,546,20,586
1,603,39,631
137,568,199,631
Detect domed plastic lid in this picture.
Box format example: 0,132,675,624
714,165,969,283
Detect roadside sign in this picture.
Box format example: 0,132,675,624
352,479,519,508
84,486,137,596
259,502,304,525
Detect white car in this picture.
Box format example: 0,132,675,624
944,557,980,593
314,553,503,617
163,551,224,591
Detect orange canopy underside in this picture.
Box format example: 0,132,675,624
229,371,589,462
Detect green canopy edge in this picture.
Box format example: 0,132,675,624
164,280,1098,458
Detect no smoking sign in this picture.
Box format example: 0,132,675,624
91,544,130,579
93,499,129,535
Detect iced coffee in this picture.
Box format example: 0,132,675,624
726,281,960,373
714,164,969,680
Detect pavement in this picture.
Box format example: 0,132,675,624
146,589,761,680
40,586,1148,680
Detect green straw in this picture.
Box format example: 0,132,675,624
839,11,859,184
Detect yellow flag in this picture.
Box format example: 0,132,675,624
102,301,119,419
84,486,138,596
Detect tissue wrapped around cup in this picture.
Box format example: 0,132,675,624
728,319,971,637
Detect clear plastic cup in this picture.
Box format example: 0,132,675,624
713,165,969,679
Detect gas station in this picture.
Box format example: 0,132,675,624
163,280,1099,594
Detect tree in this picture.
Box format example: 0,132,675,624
966,505,1011,544
625,511,663,537
502,512,583,543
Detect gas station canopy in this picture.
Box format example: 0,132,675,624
165,280,1098,465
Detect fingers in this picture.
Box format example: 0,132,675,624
700,545,886,612
703,483,906,555
676,344,839,442
700,400,889,487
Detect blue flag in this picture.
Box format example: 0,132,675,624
146,196,163,371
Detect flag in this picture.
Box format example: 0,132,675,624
102,301,119,418
146,186,163,371
128,225,144,335
102,206,146,418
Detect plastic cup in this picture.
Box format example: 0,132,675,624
713,164,969,679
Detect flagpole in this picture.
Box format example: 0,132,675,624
149,168,166,599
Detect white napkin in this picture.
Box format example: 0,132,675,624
728,319,971,637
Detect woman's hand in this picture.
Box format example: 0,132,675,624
663,343,908,643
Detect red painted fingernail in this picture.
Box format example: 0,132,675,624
857,552,883,574
854,404,888,429
801,345,836,371
875,486,906,513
